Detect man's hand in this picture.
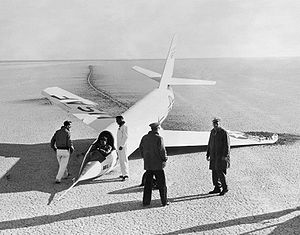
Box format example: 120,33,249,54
119,146,123,151
70,146,74,154
206,155,210,161
162,161,167,168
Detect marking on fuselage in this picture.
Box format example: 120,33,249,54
103,164,109,170
77,106,95,112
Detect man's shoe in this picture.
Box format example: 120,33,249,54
122,176,129,181
209,188,221,194
142,203,150,207
219,188,228,196
162,202,170,207
119,175,123,178
55,180,61,184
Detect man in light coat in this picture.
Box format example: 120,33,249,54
50,120,74,183
139,122,169,206
206,118,230,196
116,116,129,181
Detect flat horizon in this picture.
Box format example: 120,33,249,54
1,56,300,63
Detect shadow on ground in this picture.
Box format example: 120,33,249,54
108,185,219,202
0,198,298,233
162,207,300,235
0,139,94,204
0,199,161,230
0,138,206,205
0,132,298,205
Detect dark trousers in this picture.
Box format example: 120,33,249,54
143,170,167,205
212,170,227,189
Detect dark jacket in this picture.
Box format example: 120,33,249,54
206,127,230,172
51,126,74,152
139,131,167,170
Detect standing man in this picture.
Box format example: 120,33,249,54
50,120,74,184
206,118,230,196
116,116,129,181
139,122,169,207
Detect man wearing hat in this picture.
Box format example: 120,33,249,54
139,122,169,206
51,120,74,183
206,118,230,195
116,116,129,181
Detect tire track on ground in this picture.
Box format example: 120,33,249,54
86,65,128,110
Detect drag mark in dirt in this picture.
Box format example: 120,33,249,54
87,65,127,109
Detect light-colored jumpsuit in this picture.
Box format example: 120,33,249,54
117,124,129,176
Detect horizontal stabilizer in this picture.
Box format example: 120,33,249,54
132,67,216,86
132,66,161,82
42,87,115,131
160,130,278,147
169,78,216,86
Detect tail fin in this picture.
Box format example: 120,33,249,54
132,35,216,88
159,35,177,89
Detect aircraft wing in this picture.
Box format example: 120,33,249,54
42,87,115,131
160,130,278,147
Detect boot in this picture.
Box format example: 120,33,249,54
219,187,228,196
209,187,221,194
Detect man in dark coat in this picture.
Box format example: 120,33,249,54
139,122,169,206
206,118,230,196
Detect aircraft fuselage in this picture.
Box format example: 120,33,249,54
101,86,174,156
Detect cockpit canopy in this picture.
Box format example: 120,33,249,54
96,130,116,150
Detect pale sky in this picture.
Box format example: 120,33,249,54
0,0,299,60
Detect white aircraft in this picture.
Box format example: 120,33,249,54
42,36,278,199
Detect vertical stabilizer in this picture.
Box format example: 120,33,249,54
132,35,216,87
159,35,177,89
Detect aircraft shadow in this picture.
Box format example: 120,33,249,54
0,139,94,205
161,206,300,235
